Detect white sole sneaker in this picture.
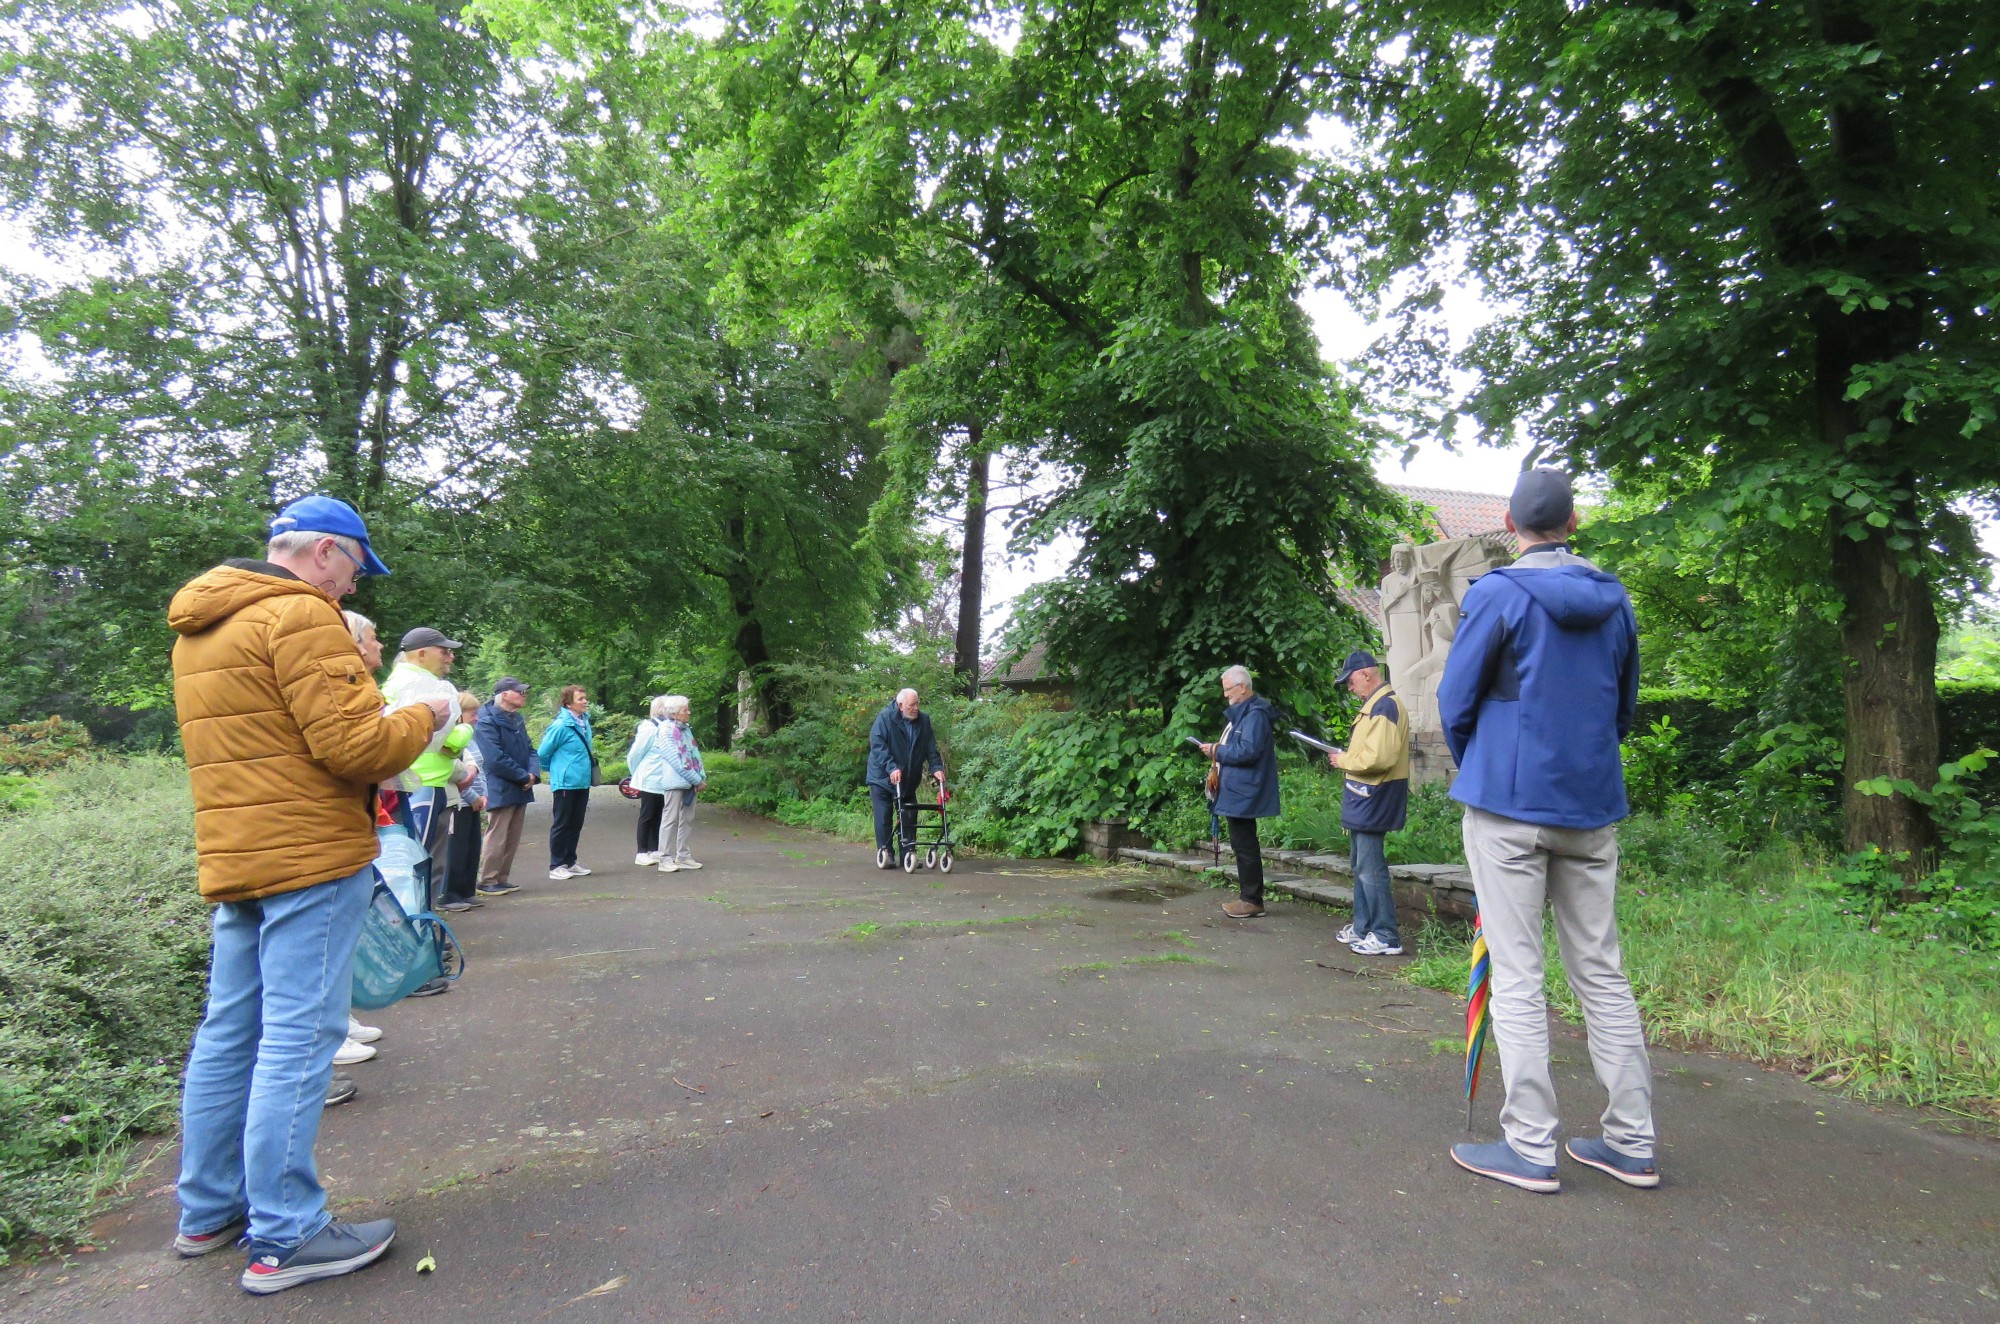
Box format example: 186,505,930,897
658,862,680,873
635,853,660,866
548,867,573,880
346,1017,383,1043
676,860,702,870
333,1038,377,1065
566,864,593,876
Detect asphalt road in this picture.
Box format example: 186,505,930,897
8,794,1998,1322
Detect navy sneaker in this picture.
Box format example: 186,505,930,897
1565,1136,1661,1188
173,1213,247,1257
1451,1140,1560,1193
240,1218,395,1295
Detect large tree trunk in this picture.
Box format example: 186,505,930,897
954,428,988,699
722,511,794,731
1829,491,1940,880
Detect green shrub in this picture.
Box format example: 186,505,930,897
0,757,210,1258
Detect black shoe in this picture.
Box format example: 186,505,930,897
440,900,479,912
240,1218,395,1295
476,880,519,895
324,1073,357,1106
409,977,450,997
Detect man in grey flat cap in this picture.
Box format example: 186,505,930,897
381,626,468,899
1437,467,1658,1195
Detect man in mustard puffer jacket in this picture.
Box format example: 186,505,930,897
167,495,448,1295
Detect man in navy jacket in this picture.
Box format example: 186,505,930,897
1437,468,1658,1195
473,678,539,896
867,688,944,865
1200,665,1280,919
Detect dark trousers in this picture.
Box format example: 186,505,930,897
441,804,483,904
636,790,666,854
1227,816,1265,906
549,788,590,869
870,783,916,852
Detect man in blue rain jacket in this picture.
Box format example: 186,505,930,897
1437,467,1658,1197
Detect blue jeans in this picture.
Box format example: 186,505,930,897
1349,830,1399,945
177,865,372,1250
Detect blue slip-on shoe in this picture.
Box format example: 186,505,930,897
1451,1140,1560,1193
240,1218,395,1295
1564,1136,1660,1188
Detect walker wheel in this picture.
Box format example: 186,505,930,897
939,850,954,874
876,847,889,869
901,851,917,873
925,847,937,869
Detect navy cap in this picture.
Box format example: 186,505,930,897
1335,650,1380,684
268,495,390,576
1509,467,1575,536
493,677,529,697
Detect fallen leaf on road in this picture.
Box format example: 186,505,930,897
759,1110,774,1118
416,1252,438,1274
671,1077,706,1093
561,1275,628,1305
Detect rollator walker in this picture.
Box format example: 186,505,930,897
875,776,955,874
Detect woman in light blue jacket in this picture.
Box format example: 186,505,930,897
536,686,595,878
627,695,678,865
639,695,705,873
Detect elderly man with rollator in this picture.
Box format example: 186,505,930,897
867,687,944,868
1439,467,1659,1194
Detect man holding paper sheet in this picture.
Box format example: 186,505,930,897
1322,651,1411,955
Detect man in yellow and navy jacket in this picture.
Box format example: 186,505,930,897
1325,650,1411,955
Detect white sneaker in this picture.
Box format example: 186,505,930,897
566,863,593,877
635,852,660,866
346,1015,383,1044
1335,924,1358,945
1349,934,1404,956
333,1038,377,1065
548,866,574,880
658,860,680,873
676,859,702,870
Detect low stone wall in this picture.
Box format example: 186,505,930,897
1110,838,1476,921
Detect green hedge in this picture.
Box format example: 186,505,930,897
0,758,210,1257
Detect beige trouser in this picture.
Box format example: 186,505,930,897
480,803,527,887
660,792,696,864
1462,806,1656,1166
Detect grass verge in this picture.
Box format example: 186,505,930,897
1403,847,2000,1120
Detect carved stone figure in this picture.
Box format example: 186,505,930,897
1379,542,1423,695
1377,535,1510,735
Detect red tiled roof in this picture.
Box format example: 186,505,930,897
1395,485,1512,540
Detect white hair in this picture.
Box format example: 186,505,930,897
896,687,919,703
660,694,691,719
649,695,674,721
341,609,375,643
267,529,362,562
1220,665,1253,690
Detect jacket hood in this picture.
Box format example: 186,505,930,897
168,561,327,635
1491,565,1627,629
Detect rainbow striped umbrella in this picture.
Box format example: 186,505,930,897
1464,907,1492,1129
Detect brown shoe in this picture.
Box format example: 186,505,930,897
1221,900,1265,918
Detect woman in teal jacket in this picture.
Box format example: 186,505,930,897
537,686,595,878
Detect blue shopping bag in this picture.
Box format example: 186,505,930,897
351,824,464,1010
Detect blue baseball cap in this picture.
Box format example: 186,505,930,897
268,495,391,576
1335,650,1381,684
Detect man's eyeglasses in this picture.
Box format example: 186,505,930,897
331,541,368,577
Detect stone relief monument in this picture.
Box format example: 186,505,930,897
1379,534,1512,782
